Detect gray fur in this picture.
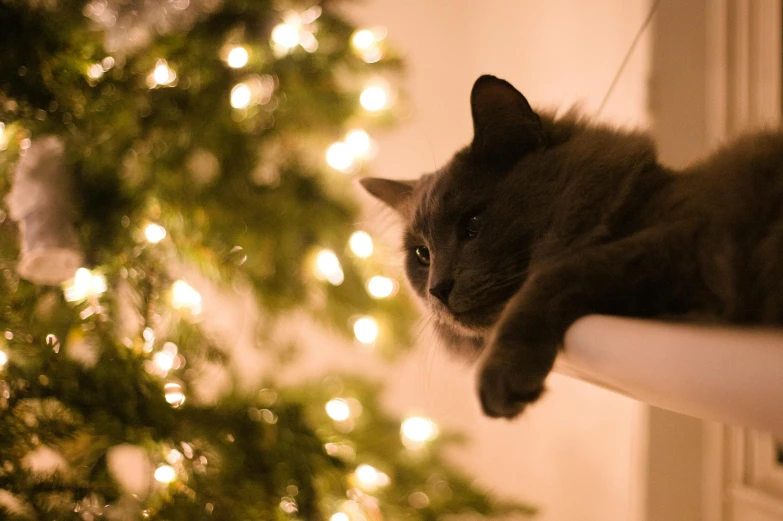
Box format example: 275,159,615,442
361,75,783,418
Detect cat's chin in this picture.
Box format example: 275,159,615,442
432,320,486,361
431,307,501,361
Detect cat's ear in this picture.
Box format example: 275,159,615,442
470,75,545,167
359,177,417,213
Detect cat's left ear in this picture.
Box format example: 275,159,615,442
470,75,545,168
359,177,417,214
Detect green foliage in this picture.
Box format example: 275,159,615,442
0,0,536,519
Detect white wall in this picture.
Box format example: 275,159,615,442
345,2,654,520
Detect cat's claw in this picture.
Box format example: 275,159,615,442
477,359,545,419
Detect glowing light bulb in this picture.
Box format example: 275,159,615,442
69,268,92,298
351,29,376,51
152,351,175,373
154,464,176,483
331,513,349,521
351,27,386,63
166,449,183,464
353,316,378,344
349,231,373,258
299,31,319,53
326,142,355,173
367,276,395,298
345,129,373,159
302,5,322,23
63,268,107,302
87,63,104,80
314,249,344,285
171,280,202,314
164,382,186,407
401,416,439,448
360,85,389,112
271,23,300,49
0,123,4,142
226,46,249,68
0,350,7,368
361,47,383,64
231,83,252,109
325,398,351,421
152,59,176,86
354,463,390,491
142,327,155,352
144,223,167,243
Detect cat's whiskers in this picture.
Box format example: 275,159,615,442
413,314,442,412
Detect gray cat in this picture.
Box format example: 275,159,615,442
361,75,783,419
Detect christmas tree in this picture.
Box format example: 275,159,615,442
0,0,535,519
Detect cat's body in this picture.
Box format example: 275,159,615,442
361,75,783,418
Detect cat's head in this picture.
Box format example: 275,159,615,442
361,75,551,358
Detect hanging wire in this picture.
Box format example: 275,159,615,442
596,0,662,117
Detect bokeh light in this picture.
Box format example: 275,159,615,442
353,316,378,344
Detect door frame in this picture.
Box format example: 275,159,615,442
648,1,782,520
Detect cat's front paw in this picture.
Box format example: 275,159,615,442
477,356,545,418
476,332,555,419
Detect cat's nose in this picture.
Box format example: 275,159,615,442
429,279,455,305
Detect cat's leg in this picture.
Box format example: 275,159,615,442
478,224,698,418
755,221,783,324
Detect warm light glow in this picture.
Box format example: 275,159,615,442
63,268,107,302
351,27,386,63
154,464,177,483
345,129,373,159
351,29,376,51
230,83,252,109
151,59,176,86
152,351,175,372
171,280,202,314
360,85,389,111
0,123,4,142
361,46,383,64
349,231,373,258
271,23,300,49
301,5,322,23
355,463,390,491
401,416,439,448
367,276,395,298
164,382,186,408
353,316,378,344
0,350,7,368
325,142,355,173
226,46,249,68
314,249,344,286
87,63,104,80
325,398,351,421
144,223,167,243
408,491,430,509
142,327,155,352
331,514,349,521
166,449,183,464
299,31,319,53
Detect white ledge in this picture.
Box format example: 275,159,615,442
557,315,783,439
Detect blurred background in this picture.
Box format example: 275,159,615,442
2,0,783,520
343,1,783,521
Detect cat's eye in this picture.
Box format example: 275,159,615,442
465,215,482,238
414,246,430,266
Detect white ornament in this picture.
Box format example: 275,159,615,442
106,444,152,498
5,136,83,285
21,446,69,476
